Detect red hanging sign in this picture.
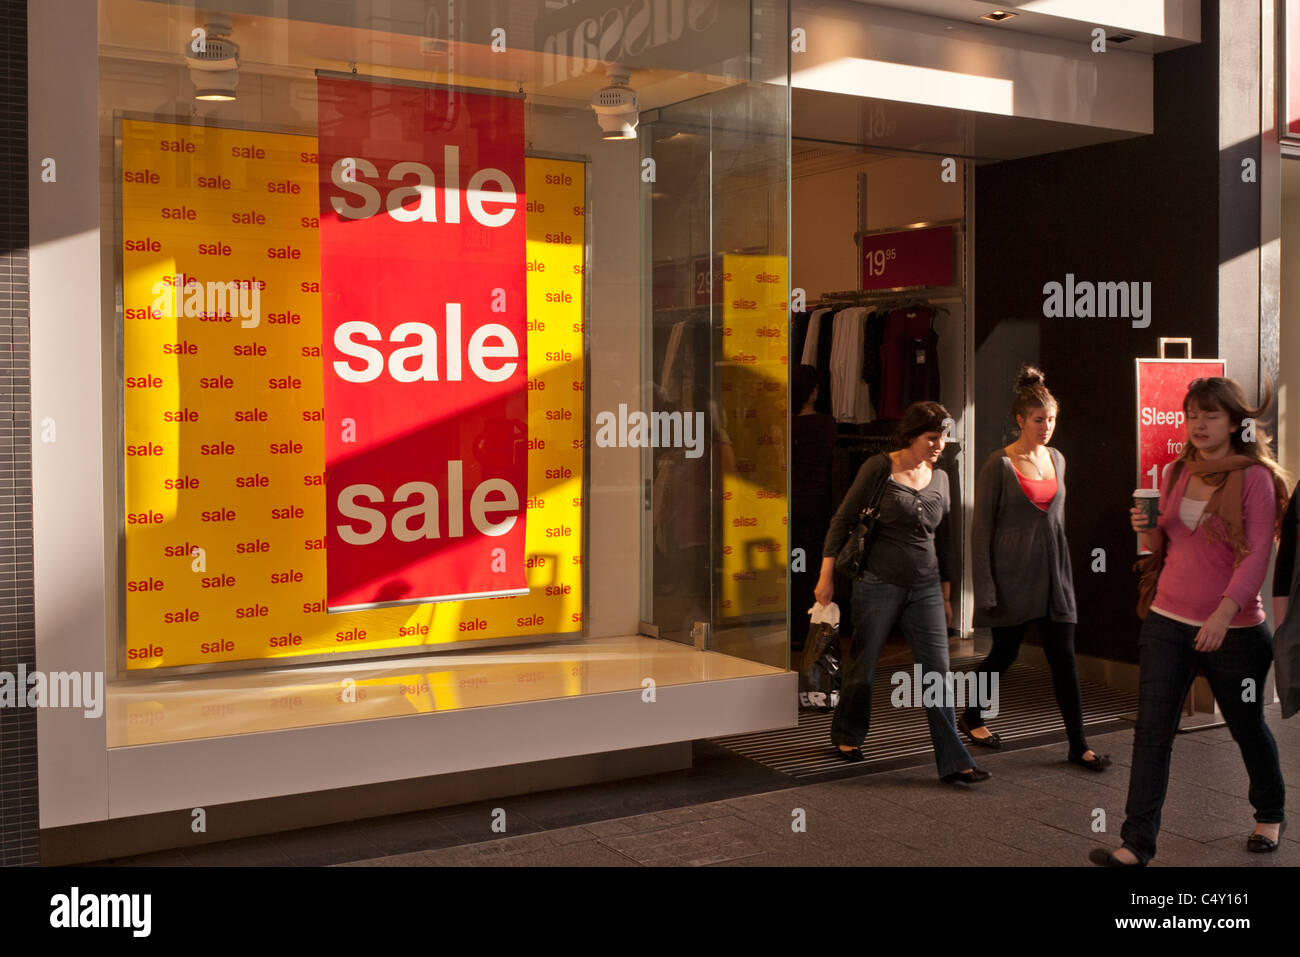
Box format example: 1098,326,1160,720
317,76,528,611
861,225,954,290
1135,356,1226,494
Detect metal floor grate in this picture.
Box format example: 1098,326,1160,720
712,655,1138,778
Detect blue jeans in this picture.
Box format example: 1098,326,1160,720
830,573,975,778
1120,612,1286,863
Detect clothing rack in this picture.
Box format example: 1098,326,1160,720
794,295,956,427
816,289,961,300
815,289,961,305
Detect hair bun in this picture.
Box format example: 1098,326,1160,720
1015,365,1046,391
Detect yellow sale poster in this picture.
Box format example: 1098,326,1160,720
120,118,585,668
719,254,788,619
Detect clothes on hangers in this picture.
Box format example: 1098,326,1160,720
803,297,947,422
662,320,685,388
799,307,831,367
829,307,874,423
661,313,706,415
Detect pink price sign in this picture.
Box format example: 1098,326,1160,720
860,225,954,290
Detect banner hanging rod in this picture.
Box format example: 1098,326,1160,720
313,68,526,100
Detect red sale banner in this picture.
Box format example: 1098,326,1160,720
1135,357,1226,494
861,225,954,290
317,76,528,611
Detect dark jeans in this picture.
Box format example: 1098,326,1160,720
962,617,1088,756
1120,612,1286,863
830,573,974,778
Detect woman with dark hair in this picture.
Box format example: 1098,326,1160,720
815,401,988,784
963,366,1108,770
791,365,837,651
1091,377,1290,866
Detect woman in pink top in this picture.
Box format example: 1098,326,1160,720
1090,377,1290,866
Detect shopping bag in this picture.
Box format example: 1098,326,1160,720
799,602,842,712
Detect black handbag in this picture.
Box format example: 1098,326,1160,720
833,453,892,580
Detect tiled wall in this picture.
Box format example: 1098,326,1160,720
0,0,37,866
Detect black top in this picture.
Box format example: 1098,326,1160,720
791,412,836,506
791,310,811,371
900,322,941,406
822,453,956,587
814,311,834,415
1275,493,1298,597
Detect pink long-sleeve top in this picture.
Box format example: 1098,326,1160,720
1150,463,1277,627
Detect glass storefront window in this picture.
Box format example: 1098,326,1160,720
95,0,792,738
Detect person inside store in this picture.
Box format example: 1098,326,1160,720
1091,376,1289,866
814,401,989,784
963,366,1109,771
791,364,837,652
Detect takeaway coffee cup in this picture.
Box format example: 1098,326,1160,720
1133,489,1160,529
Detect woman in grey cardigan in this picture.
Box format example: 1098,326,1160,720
962,366,1110,771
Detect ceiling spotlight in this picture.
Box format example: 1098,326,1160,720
981,10,1017,21
592,65,638,141
187,13,241,102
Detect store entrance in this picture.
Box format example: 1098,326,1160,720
787,139,970,650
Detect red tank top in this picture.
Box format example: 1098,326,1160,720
1015,472,1057,511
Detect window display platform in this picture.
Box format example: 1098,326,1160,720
108,636,788,747
60,637,794,825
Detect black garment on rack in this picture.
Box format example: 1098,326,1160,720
900,316,941,406
791,310,811,369
861,309,886,412
814,308,835,415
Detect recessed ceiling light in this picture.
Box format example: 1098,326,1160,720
981,10,1017,21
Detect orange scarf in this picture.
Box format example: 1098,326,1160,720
1184,454,1271,563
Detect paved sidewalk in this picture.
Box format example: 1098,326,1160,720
341,707,1300,867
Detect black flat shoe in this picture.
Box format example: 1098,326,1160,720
1247,820,1287,853
1069,750,1112,772
942,768,992,785
957,717,1002,750
835,746,865,763
1089,847,1145,867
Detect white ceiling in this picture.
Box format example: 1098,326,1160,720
104,0,742,110
105,0,1176,164
844,0,1200,54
